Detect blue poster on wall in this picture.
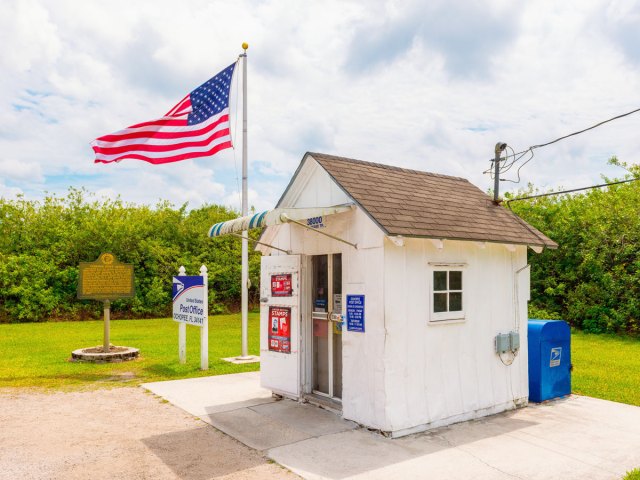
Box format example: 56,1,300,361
346,294,365,332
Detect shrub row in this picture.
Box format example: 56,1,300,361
510,159,640,334
0,189,261,322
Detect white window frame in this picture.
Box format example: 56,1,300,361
428,263,466,323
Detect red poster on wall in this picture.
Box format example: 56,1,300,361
271,274,293,297
268,306,291,354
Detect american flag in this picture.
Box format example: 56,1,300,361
92,62,236,165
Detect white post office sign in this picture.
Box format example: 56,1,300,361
172,276,205,326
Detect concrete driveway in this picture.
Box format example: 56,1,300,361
143,372,640,480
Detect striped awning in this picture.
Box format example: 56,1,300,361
208,204,354,237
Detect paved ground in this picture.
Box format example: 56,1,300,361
0,386,298,480
145,372,640,480
3,374,637,479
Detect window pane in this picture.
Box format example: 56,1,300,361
449,271,462,290
449,292,462,311
434,293,447,312
434,271,447,291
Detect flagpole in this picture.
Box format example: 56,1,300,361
239,43,250,360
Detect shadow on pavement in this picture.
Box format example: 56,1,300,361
142,426,269,480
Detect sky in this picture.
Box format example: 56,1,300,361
1,0,640,213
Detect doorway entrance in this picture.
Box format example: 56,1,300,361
310,253,342,401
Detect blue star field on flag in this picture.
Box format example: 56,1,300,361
187,63,236,125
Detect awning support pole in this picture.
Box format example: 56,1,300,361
229,233,291,254
282,214,358,249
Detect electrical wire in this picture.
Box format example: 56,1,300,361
485,106,640,183
528,107,640,151
498,254,523,368
490,111,640,372
499,351,517,366
495,106,640,162
484,146,529,177
498,145,519,173
505,177,640,204
500,149,535,184
504,198,553,247
484,148,534,183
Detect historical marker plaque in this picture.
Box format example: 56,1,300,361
77,253,135,300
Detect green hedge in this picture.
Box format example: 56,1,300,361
6,158,640,333
510,159,640,334
0,189,261,322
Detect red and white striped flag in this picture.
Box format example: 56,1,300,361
92,63,236,165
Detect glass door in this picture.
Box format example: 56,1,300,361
311,254,342,399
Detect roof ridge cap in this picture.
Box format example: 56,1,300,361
307,152,469,183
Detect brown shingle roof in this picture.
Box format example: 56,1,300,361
307,152,557,248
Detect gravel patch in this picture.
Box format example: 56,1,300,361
0,387,299,480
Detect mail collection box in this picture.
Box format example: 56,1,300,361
528,319,571,402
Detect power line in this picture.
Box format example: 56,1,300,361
485,106,640,189
528,107,640,151
494,106,640,164
505,177,640,204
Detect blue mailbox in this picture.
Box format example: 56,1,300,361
528,319,571,402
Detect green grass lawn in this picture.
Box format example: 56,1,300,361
1,316,639,406
0,313,260,390
571,330,640,406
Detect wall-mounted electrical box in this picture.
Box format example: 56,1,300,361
509,331,520,351
495,331,520,354
495,333,510,353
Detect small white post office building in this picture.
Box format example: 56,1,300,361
209,152,557,437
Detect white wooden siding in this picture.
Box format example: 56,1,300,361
383,238,529,433
261,156,531,434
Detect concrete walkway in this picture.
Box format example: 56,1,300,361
143,373,640,480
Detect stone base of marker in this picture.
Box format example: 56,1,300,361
222,355,260,365
71,346,139,363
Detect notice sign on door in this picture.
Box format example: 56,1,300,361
271,273,293,297
268,306,291,354
346,294,365,332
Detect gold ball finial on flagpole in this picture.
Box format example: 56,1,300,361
242,42,249,52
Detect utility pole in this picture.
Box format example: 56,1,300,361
494,142,507,202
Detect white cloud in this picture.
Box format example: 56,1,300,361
1,0,640,211
222,186,274,214
0,183,23,199
0,0,61,74
0,159,44,182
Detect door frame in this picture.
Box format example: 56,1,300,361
301,253,343,403
301,254,312,395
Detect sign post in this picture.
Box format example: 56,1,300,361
200,265,209,370
177,267,187,364
78,253,135,353
103,300,110,353
172,265,209,370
